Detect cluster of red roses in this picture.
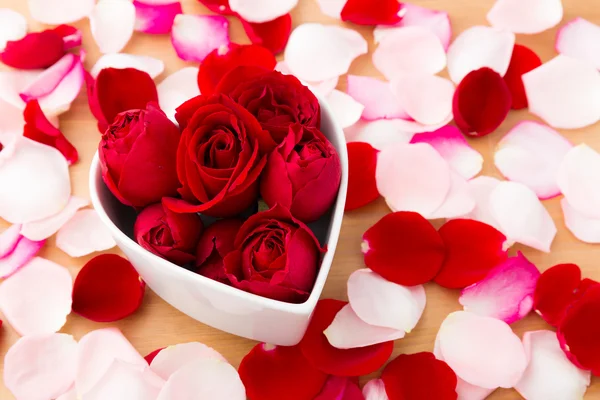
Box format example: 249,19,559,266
97,65,342,303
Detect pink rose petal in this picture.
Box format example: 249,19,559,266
556,18,600,70
37,56,84,117
230,0,298,23
90,0,136,54
28,0,95,24
437,311,527,389
171,14,229,62
4,333,78,400
56,387,77,400
285,23,368,82
391,73,455,125
0,235,45,278
84,360,165,400
20,196,89,241
557,144,600,220
157,67,200,122
274,60,339,96
447,26,515,84
459,252,540,324
489,181,556,252
157,358,246,400
487,0,563,34
76,328,148,395
410,126,483,180
429,171,476,219
561,198,600,244
363,379,389,400
150,342,226,380
0,70,39,111
19,53,79,103
91,53,165,79
376,142,451,217
315,0,346,19
134,0,182,34
0,137,70,224
0,257,72,335
323,303,406,349
326,89,365,129
344,119,415,150
0,224,22,258
0,9,27,51
515,330,591,400
373,26,447,80
458,176,502,231
346,75,410,121
56,209,116,257
523,55,600,129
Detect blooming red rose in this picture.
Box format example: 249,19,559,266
163,94,270,217
222,204,324,303
261,124,342,222
134,202,203,266
99,103,181,208
196,218,242,284
215,66,321,145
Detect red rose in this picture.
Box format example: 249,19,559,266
134,203,203,266
261,124,342,222
222,205,324,303
215,66,321,145
163,94,270,217
99,103,180,208
196,219,242,284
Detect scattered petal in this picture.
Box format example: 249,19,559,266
0,9,27,51
391,73,454,125
4,333,78,400
344,119,415,150
363,379,389,400
72,254,145,322
458,176,502,231
315,0,346,19
447,26,515,84
85,360,164,400
0,257,72,335
487,0,563,34
144,348,164,365
241,14,292,54
327,89,365,129
53,24,83,50
0,236,44,278
562,198,600,244
346,142,379,211
346,75,409,121
428,172,476,220
56,388,77,400
455,379,495,400
91,53,165,79
134,0,182,34
523,55,600,129
197,0,234,15
0,224,21,258
171,14,229,62
340,0,402,25
150,342,226,380
157,67,200,122
557,144,600,220
229,0,297,23
1,30,65,70
503,44,542,109
533,263,584,327
20,53,78,103
373,27,447,80
362,212,446,286
90,0,136,54
56,209,115,257
28,0,95,24
314,376,363,400
35,55,84,117
556,18,600,70
285,23,368,82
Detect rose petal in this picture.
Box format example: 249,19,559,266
150,342,226,380
157,67,200,123
157,358,246,400
134,0,182,34
503,44,542,109
346,142,379,211
285,23,368,82
0,70,40,112
91,53,165,79
516,330,591,399
90,0,136,54
340,0,402,25
533,263,584,327
171,14,229,62
0,257,72,335
56,388,77,400
197,0,234,15
315,0,346,19
428,172,476,220
241,14,292,55
36,55,84,117
437,311,527,389
494,121,572,199
144,348,164,365
55,209,115,257
1,30,65,71
0,224,21,258
447,26,515,84
557,144,600,220
300,299,394,376
346,75,409,121
523,55,600,129
53,25,83,50
4,333,78,400
373,27,447,80
84,359,164,400
229,0,297,23
363,379,389,400
76,328,148,395
326,89,365,129
362,212,446,286
344,119,415,150
19,54,78,103
435,219,508,289
556,18,600,70
458,176,502,231
487,0,563,34
28,0,95,24
0,137,70,224
314,376,363,400
453,67,512,137
0,9,27,51
239,343,328,400
72,254,145,322
562,198,600,244
374,4,452,50
376,142,451,217
0,235,44,279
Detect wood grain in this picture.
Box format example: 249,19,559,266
1,0,599,398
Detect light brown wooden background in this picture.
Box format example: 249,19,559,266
1,0,599,398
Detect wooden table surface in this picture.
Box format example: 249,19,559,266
1,0,600,398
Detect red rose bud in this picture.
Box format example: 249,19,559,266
163,94,268,217
215,66,321,146
261,124,342,223
196,219,243,284
223,204,324,303
99,103,181,208
134,202,203,266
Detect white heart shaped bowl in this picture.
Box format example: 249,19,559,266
89,96,348,346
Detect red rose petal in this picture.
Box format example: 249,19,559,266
533,263,582,327
453,67,512,137
299,299,394,376
346,142,379,211
381,352,458,400
435,219,508,289
198,0,235,15
239,343,328,400
241,14,291,55
72,254,145,322
144,348,164,365
52,24,83,49
503,44,542,110
1,30,65,69
362,212,446,286
341,0,402,26
314,376,364,400
197,43,276,95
